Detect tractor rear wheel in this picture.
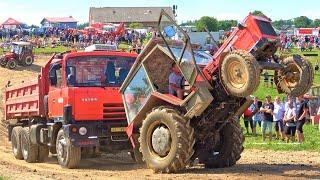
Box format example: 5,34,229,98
220,50,260,97
21,127,39,163
276,56,313,97
7,60,17,69
11,126,24,160
56,129,81,168
139,107,195,173
198,117,244,168
23,56,34,66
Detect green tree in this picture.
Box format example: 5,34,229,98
251,10,266,17
294,16,312,28
272,19,293,30
129,22,143,29
218,20,238,31
196,16,218,32
313,19,320,27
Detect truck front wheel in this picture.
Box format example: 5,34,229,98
220,50,260,97
11,126,24,160
21,127,39,163
56,129,81,168
139,107,195,173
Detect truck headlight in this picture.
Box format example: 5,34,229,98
79,127,87,136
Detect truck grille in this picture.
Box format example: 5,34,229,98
103,103,126,120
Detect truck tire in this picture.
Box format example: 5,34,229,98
56,129,81,168
277,56,314,97
23,56,34,66
220,50,260,97
21,127,39,163
198,117,244,168
11,126,24,160
37,145,49,162
139,107,195,173
7,60,17,69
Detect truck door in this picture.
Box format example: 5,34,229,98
48,63,64,119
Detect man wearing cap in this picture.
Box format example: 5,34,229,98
260,95,274,141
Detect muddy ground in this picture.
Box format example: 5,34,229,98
0,56,319,179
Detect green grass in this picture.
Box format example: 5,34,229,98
240,120,320,152
0,46,71,55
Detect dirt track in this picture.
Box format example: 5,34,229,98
0,57,320,179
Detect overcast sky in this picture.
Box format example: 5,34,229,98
0,0,319,25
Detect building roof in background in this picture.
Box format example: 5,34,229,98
89,7,174,23
41,16,78,24
2,18,23,25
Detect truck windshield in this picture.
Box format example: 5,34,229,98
66,56,135,87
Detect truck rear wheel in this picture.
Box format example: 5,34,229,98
198,117,244,168
11,126,24,160
21,127,39,163
220,50,260,97
276,56,314,97
56,129,81,168
7,60,17,69
37,145,49,162
139,108,195,173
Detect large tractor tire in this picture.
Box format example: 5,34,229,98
11,126,24,160
277,56,314,97
139,107,195,173
21,127,39,163
198,117,244,168
7,60,17,69
220,50,260,97
22,56,34,66
56,129,81,168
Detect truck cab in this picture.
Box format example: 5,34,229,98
5,49,138,168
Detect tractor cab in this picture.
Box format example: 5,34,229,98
121,11,213,126
0,42,34,69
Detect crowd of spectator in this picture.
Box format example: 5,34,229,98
243,94,310,143
280,34,320,52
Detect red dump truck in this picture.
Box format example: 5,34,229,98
4,47,138,168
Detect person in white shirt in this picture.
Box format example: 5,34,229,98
283,98,296,143
273,96,285,140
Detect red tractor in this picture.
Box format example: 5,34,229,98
120,10,313,173
0,42,34,69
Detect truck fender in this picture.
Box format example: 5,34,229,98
30,124,47,145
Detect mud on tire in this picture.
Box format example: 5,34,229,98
21,127,39,163
11,126,24,160
220,50,260,97
277,55,314,97
139,107,195,173
198,117,244,168
56,129,81,168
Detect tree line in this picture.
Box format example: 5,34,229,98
181,10,320,32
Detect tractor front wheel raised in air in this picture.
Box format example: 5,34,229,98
139,107,195,173
220,50,260,97
198,117,244,168
56,129,81,168
275,55,313,97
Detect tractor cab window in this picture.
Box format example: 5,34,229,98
123,66,153,123
66,56,134,87
49,63,62,87
159,12,198,87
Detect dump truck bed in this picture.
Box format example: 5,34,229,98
4,75,45,120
